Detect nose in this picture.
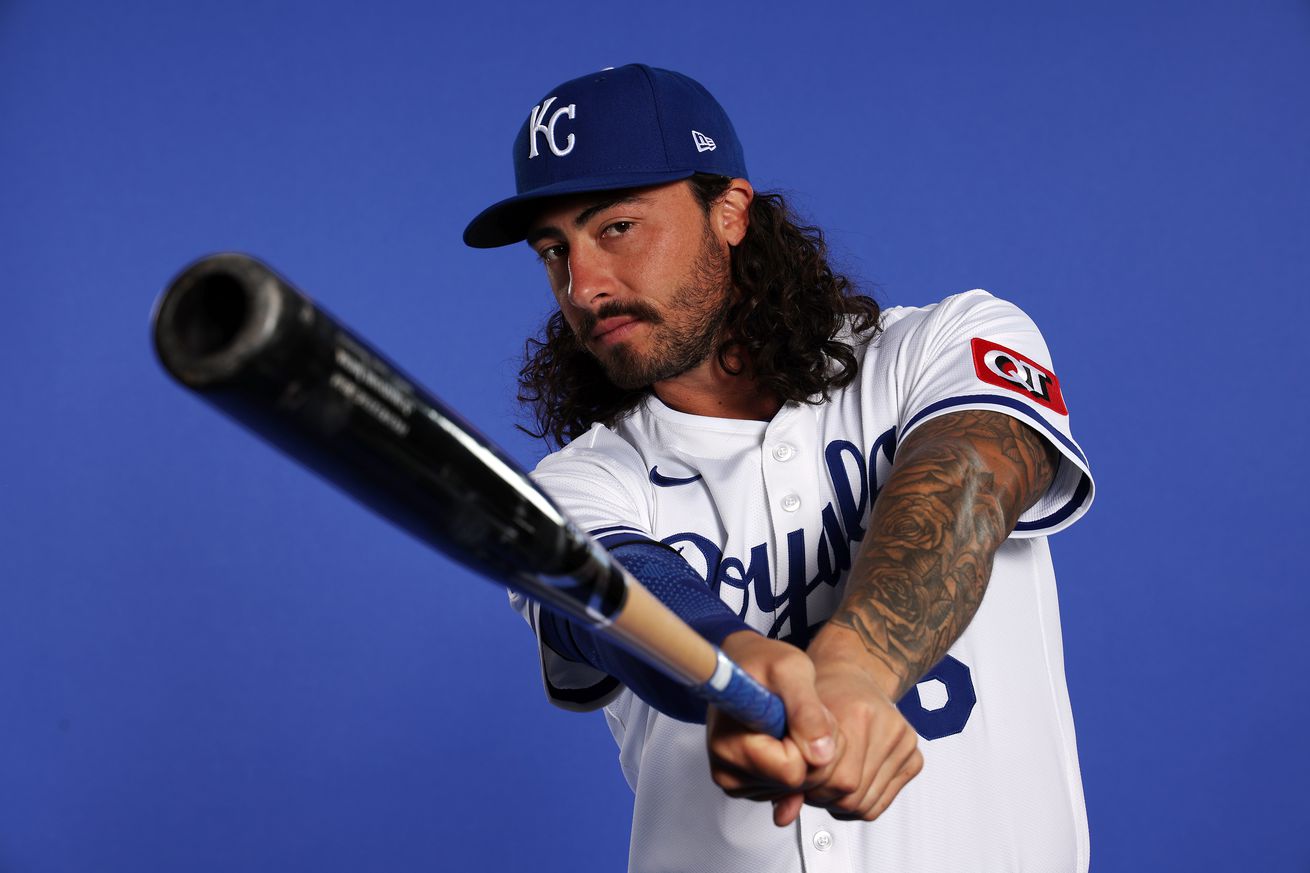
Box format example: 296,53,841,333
563,244,615,310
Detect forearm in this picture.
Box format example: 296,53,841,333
809,411,1057,700
538,540,755,722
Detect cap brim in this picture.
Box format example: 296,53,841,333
462,169,699,248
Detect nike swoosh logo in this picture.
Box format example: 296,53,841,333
649,466,703,487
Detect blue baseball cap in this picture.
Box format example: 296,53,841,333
463,64,748,248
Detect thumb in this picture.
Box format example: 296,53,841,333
782,682,837,768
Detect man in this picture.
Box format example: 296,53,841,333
464,64,1094,873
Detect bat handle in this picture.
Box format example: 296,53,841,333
592,563,788,739
700,650,787,739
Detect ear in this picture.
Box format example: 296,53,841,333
710,178,754,247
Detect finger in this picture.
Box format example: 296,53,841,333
716,774,799,801
817,716,910,818
769,669,837,770
863,749,923,821
830,732,921,821
866,727,921,810
713,757,810,805
710,764,751,794
709,732,809,792
772,793,804,827
716,632,833,769
803,735,872,809
795,724,845,795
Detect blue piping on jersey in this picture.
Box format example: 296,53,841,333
596,531,660,550
902,393,1092,532
1014,473,1092,532
902,393,1089,468
590,524,647,537
545,669,622,705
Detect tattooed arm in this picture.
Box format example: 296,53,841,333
707,410,1059,825
818,409,1060,700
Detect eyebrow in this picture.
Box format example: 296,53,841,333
525,193,651,246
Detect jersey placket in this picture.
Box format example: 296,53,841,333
759,404,821,642
795,807,855,872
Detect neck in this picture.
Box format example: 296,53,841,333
651,352,781,421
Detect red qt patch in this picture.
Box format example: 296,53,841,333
970,338,1068,415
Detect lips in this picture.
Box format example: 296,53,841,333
591,315,642,344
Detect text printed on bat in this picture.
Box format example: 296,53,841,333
328,372,410,437
333,345,416,417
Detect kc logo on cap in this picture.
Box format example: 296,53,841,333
527,96,577,159
463,64,749,248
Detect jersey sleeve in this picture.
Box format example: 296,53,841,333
507,423,657,712
891,290,1094,536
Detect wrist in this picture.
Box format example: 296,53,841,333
719,628,767,663
808,623,903,700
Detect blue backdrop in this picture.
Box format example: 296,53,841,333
2,1,1307,870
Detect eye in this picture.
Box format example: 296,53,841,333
536,243,566,264
601,220,634,238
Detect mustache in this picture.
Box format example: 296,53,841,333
576,300,664,339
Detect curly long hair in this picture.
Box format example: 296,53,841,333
518,174,881,447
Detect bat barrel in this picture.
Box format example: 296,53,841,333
151,253,785,738
152,254,596,588
154,270,246,371
153,253,297,388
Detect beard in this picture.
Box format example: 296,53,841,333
576,224,734,391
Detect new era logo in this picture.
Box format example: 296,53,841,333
691,130,716,153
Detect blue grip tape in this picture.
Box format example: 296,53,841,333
698,650,786,739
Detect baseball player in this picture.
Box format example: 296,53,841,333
464,64,1094,873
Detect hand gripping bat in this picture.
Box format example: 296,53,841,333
151,253,786,738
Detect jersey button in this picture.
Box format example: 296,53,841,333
771,443,795,462
813,830,833,851
780,493,801,512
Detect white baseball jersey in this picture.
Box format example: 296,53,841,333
511,290,1095,873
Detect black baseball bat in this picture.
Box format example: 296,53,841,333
151,253,785,737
